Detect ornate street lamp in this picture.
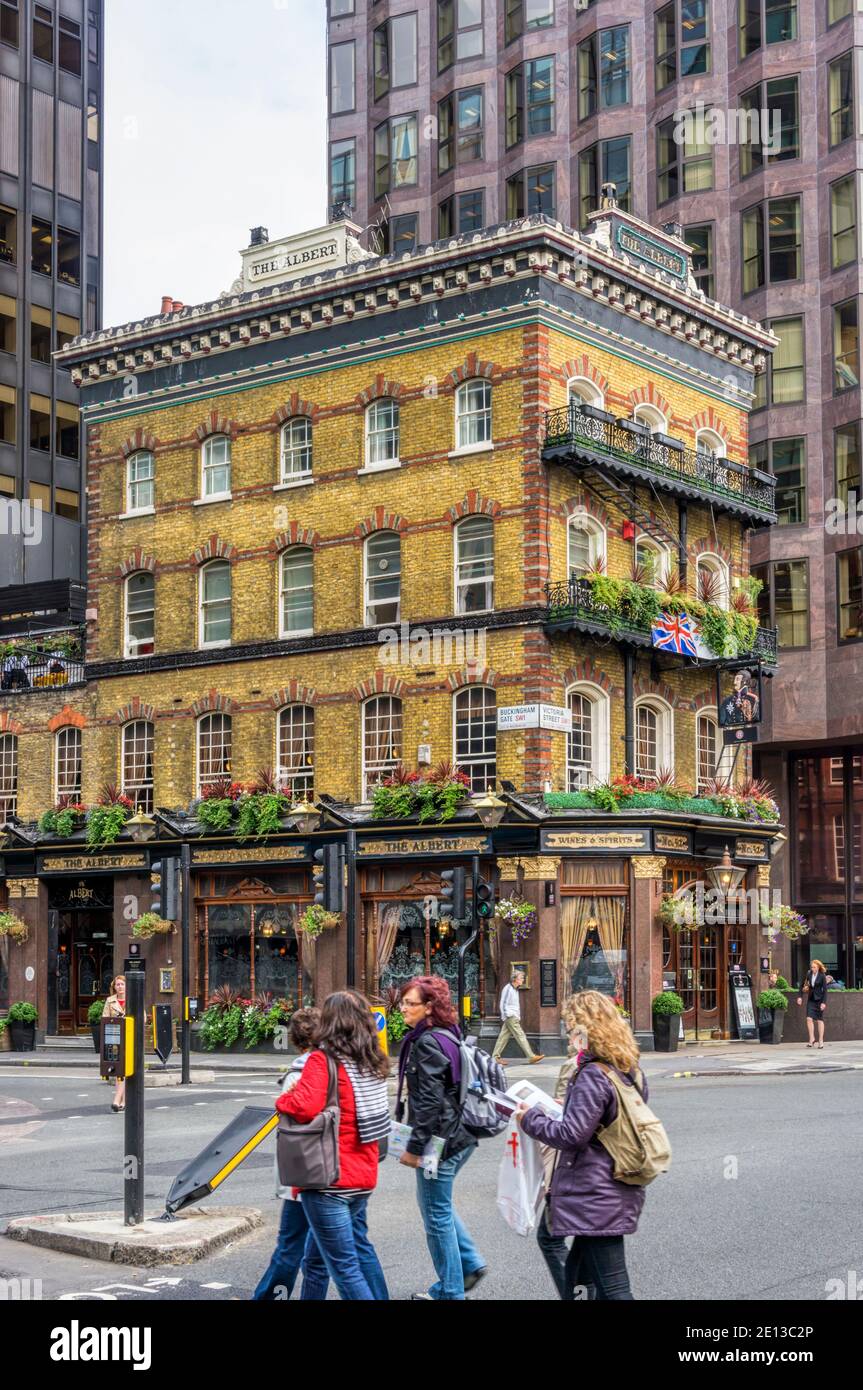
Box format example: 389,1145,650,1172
470,786,507,831
705,845,747,895
287,798,321,834
127,809,157,844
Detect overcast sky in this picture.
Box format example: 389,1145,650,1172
104,0,327,326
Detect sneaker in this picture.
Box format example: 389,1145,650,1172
410,1292,434,1301
529,1054,546,1064
464,1267,487,1293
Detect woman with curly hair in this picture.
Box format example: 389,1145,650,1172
517,990,647,1301
396,976,487,1301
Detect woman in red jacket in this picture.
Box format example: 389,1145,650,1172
277,991,391,1301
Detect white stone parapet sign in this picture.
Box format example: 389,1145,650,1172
240,220,367,292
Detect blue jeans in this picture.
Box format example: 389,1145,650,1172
253,1199,326,1301
414,1143,484,1300
299,1191,389,1302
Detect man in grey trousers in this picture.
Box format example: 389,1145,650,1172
492,971,545,1065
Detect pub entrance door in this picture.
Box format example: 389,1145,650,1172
662,868,731,1039
48,881,114,1034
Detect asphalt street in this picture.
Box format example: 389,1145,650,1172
0,1062,860,1302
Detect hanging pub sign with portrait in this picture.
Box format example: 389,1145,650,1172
716,662,764,747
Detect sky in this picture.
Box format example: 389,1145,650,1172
104,0,327,327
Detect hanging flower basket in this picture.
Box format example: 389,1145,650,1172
297,905,341,939
132,912,175,940
494,898,538,947
658,893,696,934
0,912,29,945
759,903,809,943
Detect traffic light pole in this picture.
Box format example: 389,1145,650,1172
124,967,145,1226
180,841,191,1086
457,855,481,1038
346,831,357,988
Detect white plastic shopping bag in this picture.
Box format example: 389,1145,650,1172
496,1117,545,1236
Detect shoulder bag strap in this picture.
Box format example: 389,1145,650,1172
323,1052,340,1112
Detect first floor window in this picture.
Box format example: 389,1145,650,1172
696,555,730,608
200,561,232,647
363,697,402,795
568,517,606,580
122,721,154,814
365,531,401,626
55,726,82,801
635,701,673,781
838,548,863,643
0,733,17,821
567,686,609,789
198,714,232,795
454,687,496,793
281,418,312,480
366,398,400,467
455,516,494,613
278,706,315,799
202,434,231,497
125,572,155,658
280,547,314,636
127,450,154,512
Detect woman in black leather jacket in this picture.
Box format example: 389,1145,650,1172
395,976,487,1301
797,958,828,1048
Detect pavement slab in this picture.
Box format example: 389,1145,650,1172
5,1206,263,1267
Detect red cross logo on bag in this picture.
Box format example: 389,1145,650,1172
508,1130,519,1168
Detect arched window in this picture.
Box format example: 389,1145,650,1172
633,403,668,435
198,713,232,795
280,418,312,481
199,560,232,647
55,726,82,801
0,733,18,821
568,514,606,580
696,553,730,609
454,686,497,793
124,572,155,658
365,399,400,468
126,450,154,513
568,377,604,409
363,696,403,796
201,434,231,499
455,379,492,450
696,427,726,461
697,708,733,791
635,698,674,781
365,531,401,626
278,705,315,799
280,547,314,636
635,536,671,589
455,516,494,614
122,721,154,813
567,683,610,789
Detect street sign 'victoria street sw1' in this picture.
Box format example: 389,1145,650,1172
497,704,573,732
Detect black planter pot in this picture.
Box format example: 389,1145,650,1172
91,1024,101,1052
758,1008,785,1044
652,1012,681,1052
10,1021,36,1052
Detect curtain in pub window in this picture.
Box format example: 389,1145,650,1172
376,903,402,975
594,895,627,1001
560,894,593,993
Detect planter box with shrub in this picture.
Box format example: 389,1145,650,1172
7,1002,38,1052
88,999,105,1052
756,989,788,1045
651,992,685,1052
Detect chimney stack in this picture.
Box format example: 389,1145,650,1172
160,296,174,315
250,227,269,247
172,300,184,312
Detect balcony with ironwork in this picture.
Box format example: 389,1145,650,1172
545,578,778,668
543,403,777,525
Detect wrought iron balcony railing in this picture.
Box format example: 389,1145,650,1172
544,403,777,521
0,628,86,696
545,578,779,666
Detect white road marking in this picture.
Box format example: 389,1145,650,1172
154,1105,170,1110
200,1282,231,1290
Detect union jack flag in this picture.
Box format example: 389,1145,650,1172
651,611,701,659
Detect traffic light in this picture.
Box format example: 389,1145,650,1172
313,844,344,914
440,867,466,922
474,876,495,921
150,857,179,921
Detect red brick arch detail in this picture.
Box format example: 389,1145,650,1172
190,691,237,719
562,660,614,695
633,679,680,710
272,394,319,426
48,706,87,733
195,411,237,443
116,548,157,578
355,508,408,539
355,374,405,408
690,409,730,444
0,712,24,735
193,536,238,566
112,698,156,726
270,683,318,710
351,673,406,703
555,355,609,399
447,666,500,692
692,690,719,714
271,524,320,554
449,351,497,389
561,493,612,531
690,536,734,568
627,383,673,422
121,429,157,458
448,491,501,523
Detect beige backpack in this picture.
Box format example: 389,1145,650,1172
592,1062,672,1186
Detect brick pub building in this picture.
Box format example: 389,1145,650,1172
0,203,784,1049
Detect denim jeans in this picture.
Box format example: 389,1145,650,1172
253,1199,324,1301
414,1143,484,1300
564,1235,634,1301
299,1191,389,1302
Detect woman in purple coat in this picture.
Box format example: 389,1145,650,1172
517,990,646,1301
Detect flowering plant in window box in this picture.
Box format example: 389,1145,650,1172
0,912,29,945
85,784,135,849
131,912,175,940
297,904,341,938
494,898,538,947
371,761,471,824
38,798,89,838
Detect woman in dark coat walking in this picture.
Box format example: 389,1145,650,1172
517,990,647,1301
797,958,829,1048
